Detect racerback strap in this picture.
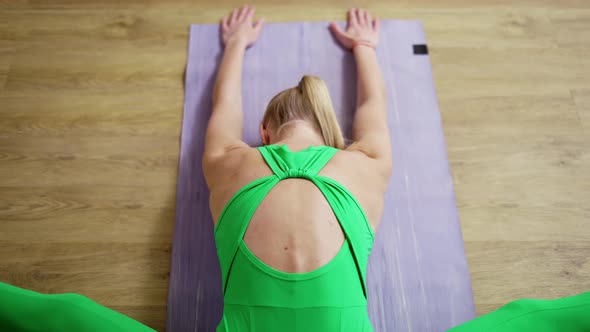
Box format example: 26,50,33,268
214,145,374,297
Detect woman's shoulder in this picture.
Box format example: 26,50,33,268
203,146,270,187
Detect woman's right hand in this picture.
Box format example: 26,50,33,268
329,8,379,50
221,5,264,48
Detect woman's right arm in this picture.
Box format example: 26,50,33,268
330,9,392,172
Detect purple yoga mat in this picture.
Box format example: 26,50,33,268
168,21,475,332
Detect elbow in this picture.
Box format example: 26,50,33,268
377,154,393,189
383,155,393,177
372,85,388,107
377,84,388,105
375,146,393,176
381,86,388,102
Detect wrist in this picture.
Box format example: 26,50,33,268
352,40,376,51
225,37,248,49
352,44,375,57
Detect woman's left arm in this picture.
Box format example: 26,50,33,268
205,5,264,160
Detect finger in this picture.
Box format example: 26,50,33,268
329,22,350,47
221,16,229,31
356,8,365,25
229,8,238,24
238,5,249,22
365,11,371,26
349,8,358,26
246,6,255,23
373,17,379,32
254,18,265,34
329,22,345,37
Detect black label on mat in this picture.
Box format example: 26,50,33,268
413,44,429,55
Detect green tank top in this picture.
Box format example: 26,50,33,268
214,144,375,332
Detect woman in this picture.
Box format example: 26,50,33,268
204,6,391,332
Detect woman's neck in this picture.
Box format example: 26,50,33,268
273,121,325,151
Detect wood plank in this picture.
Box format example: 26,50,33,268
466,241,590,314
449,133,589,205
0,243,169,305
110,306,166,332
368,7,556,49
459,204,590,242
0,135,179,186
450,133,589,242
433,47,590,99
0,242,170,277
440,92,582,135
0,65,8,91
549,9,590,47
0,0,28,9
0,92,182,136
20,0,590,10
0,185,175,243
572,89,590,131
0,41,13,91
0,9,191,49
4,48,184,94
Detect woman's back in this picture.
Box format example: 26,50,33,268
210,144,384,331
207,144,386,274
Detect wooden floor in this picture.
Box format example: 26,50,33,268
0,0,588,330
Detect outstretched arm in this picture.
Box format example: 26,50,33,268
330,9,392,171
204,5,264,160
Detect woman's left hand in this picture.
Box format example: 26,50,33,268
221,5,264,47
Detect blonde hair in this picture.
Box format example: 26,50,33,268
262,75,345,149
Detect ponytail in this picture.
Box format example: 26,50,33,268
263,75,345,149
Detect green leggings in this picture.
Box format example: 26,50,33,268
1,281,588,332
0,282,154,332
449,291,590,332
